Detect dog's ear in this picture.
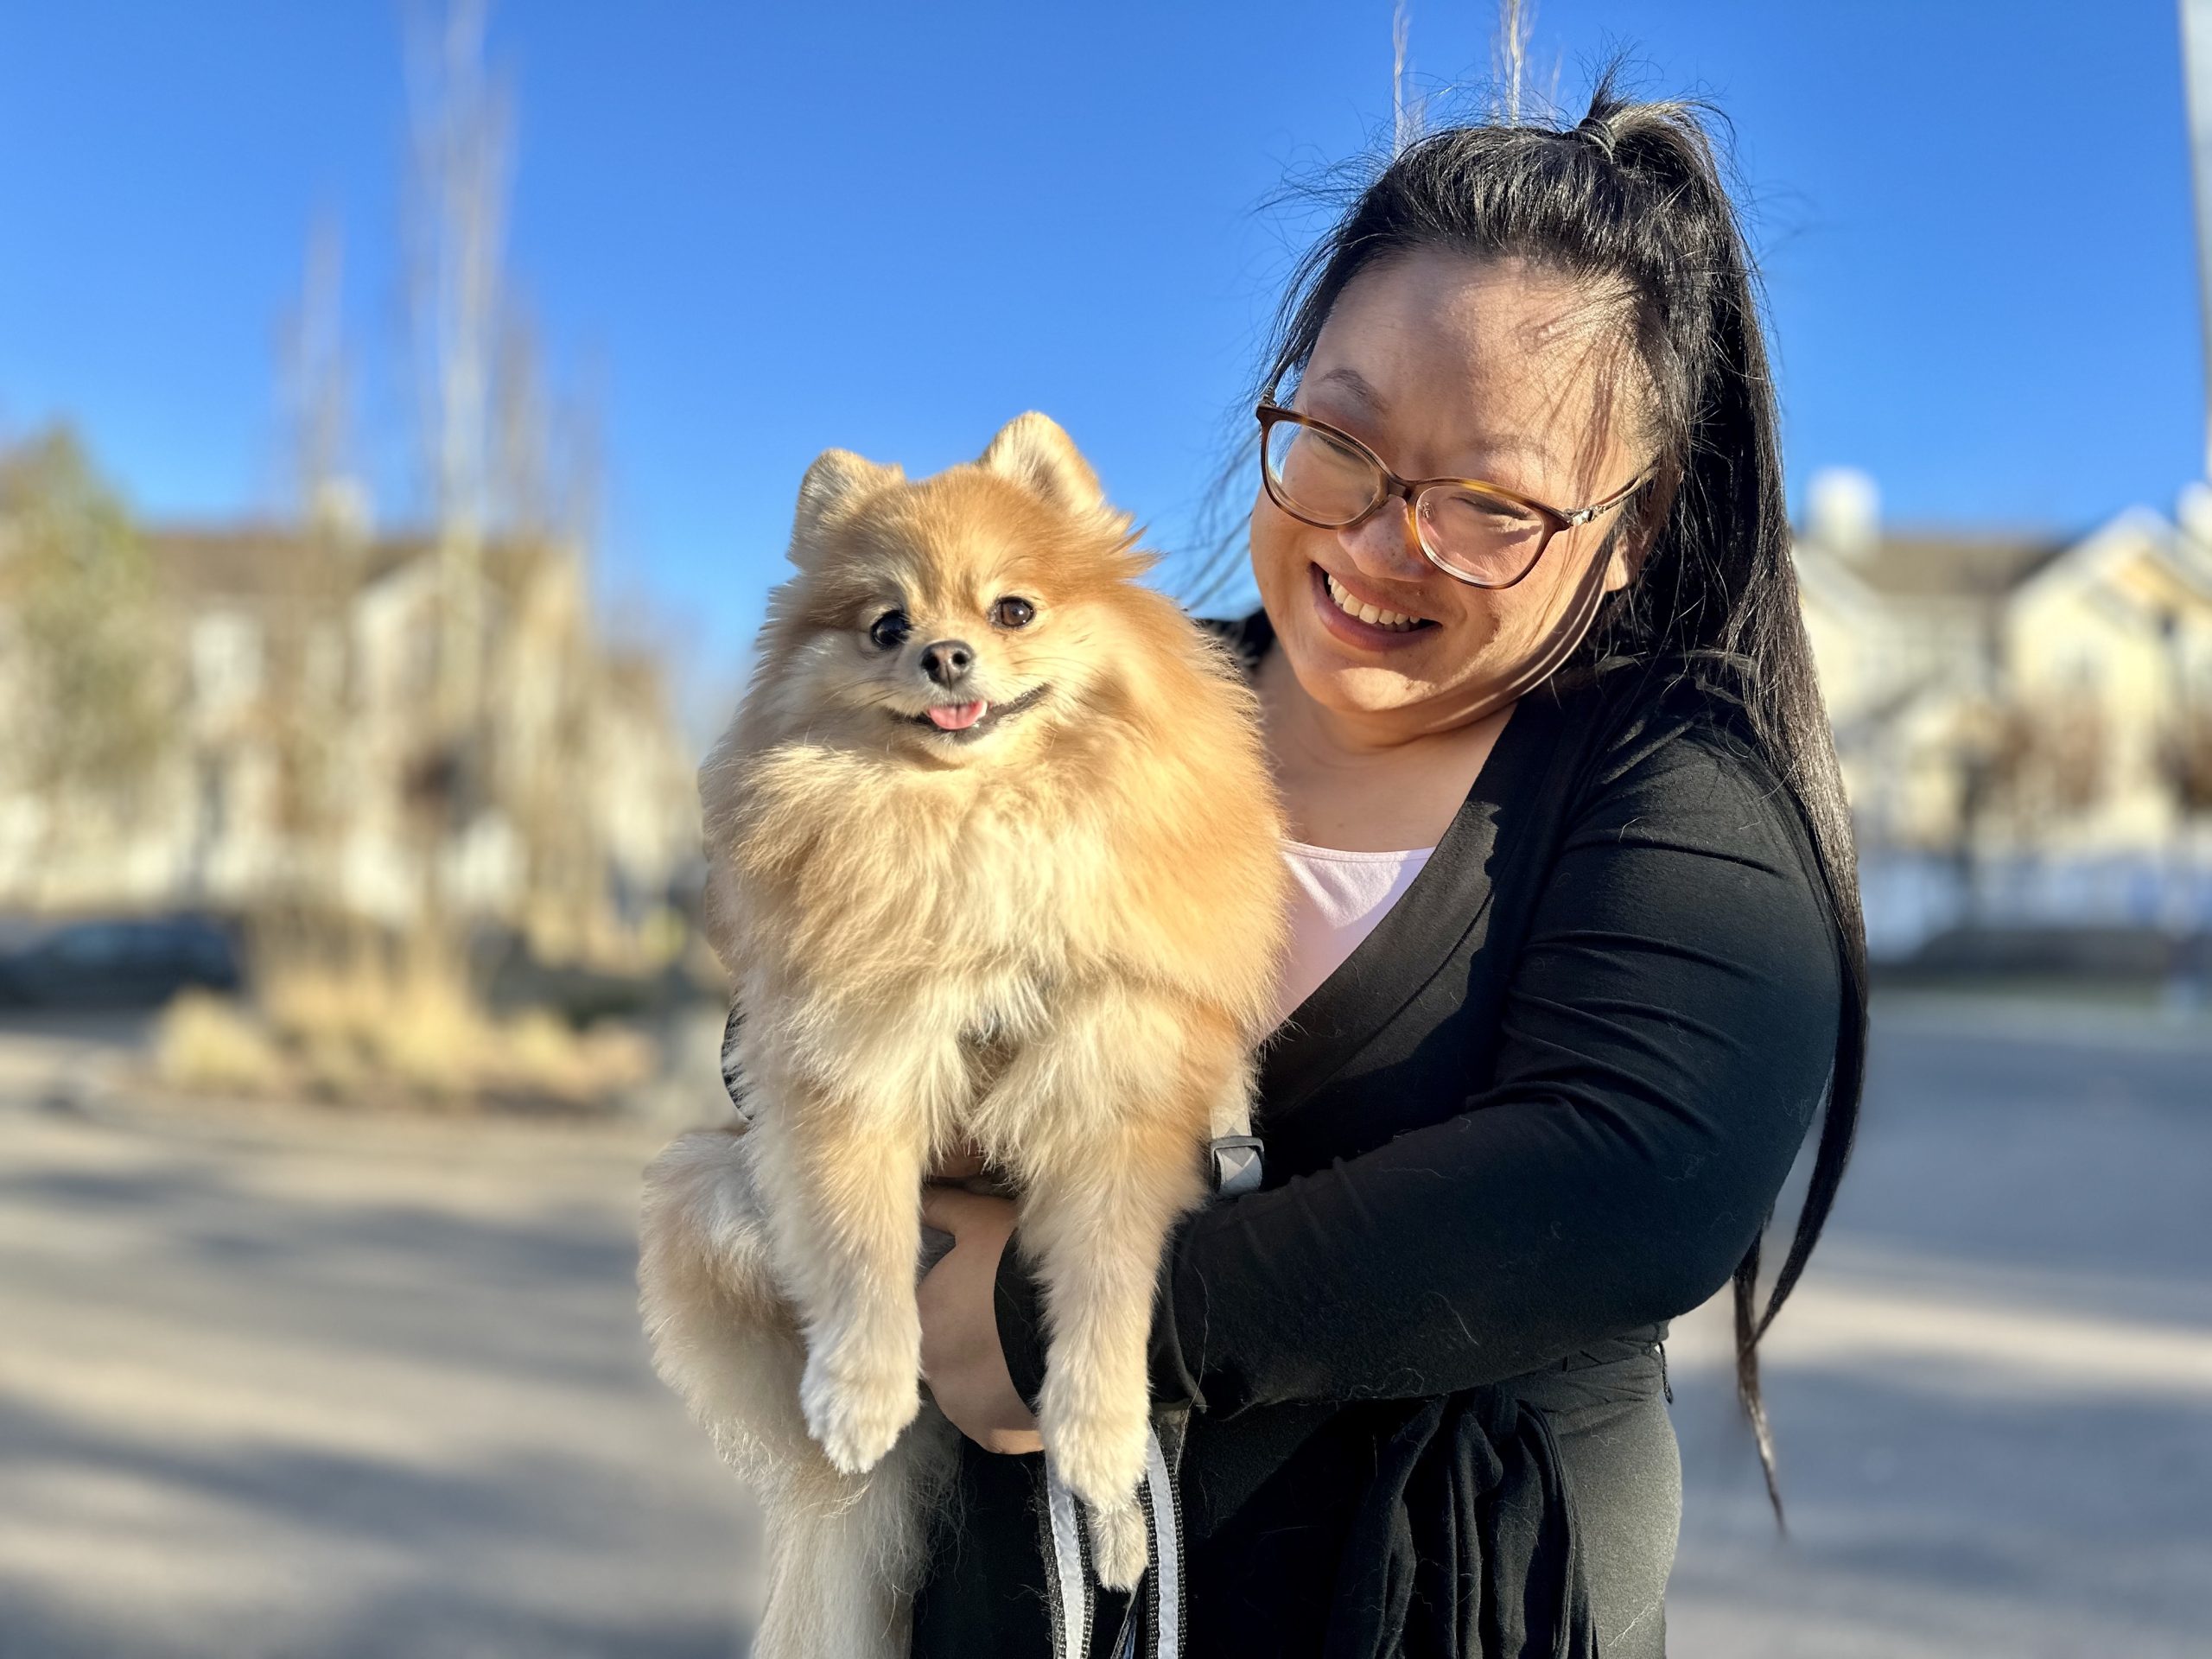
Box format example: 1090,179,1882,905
977,413,1106,517
790,448,903,563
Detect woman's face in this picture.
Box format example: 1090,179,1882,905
1250,247,1653,738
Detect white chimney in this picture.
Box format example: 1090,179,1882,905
1806,467,1880,563
310,474,373,543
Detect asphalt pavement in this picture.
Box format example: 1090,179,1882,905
1667,999,2212,1658
1,998,2206,1658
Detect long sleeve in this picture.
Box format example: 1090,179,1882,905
996,719,1842,1417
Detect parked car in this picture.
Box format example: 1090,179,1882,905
0,917,244,1009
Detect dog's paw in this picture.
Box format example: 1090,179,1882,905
1039,1382,1148,1514
799,1351,919,1475
1086,1495,1149,1592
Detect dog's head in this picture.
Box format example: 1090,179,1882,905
747,412,1155,766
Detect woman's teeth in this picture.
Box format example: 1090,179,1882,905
1324,570,1427,632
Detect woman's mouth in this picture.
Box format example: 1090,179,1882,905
1309,563,1438,645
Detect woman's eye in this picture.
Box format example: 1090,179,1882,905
991,596,1035,629
868,610,911,651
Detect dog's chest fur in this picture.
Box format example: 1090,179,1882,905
728,747,1136,1126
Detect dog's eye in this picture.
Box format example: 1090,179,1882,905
868,610,911,651
991,596,1035,630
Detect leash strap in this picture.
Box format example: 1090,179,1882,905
1043,1421,1180,1659
1042,1459,1096,1659
1139,1421,1185,1659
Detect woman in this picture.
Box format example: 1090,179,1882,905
911,79,1866,1658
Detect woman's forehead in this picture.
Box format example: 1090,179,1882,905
1303,364,1559,474
1306,250,1641,486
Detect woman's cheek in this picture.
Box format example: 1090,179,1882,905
1246,496,1305,598
1478,554,1574,661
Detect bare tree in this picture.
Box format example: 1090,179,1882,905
1945,691,2110,923
280,217,357,528
1986,697,2109,822
1491,0,1533,124
2162,696,2212,818
1391,3,1417,155
405,0,512,737
397,0,651,970
391,0,518,982
251,222,369,975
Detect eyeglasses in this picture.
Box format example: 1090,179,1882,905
1255,401,1652,589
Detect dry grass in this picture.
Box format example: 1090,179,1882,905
156,990,289,1096
155,956,655,1111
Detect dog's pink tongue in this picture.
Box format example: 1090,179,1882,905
927,700,988,731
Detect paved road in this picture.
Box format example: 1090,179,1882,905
1,1000,2206,1657
1666,1001,2212,1659
0,1015,759,1659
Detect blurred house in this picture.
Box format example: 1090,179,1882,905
0,492,700,970
1796,472,2212,957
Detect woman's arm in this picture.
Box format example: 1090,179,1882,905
995,724,1843,1418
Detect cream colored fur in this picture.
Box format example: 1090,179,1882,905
638,413,1287,1654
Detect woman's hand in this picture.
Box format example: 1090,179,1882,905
918,1184,1042,1455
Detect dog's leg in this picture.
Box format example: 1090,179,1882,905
746,1082,933,1477
1019,1109,1202,1589
995,999,1221,1591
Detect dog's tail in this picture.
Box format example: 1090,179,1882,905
638,1125,956,1658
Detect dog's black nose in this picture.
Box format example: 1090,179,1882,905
919,639,975,686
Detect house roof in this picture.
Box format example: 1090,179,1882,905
146,525,363,600
147,524,555,605
1816,531,2073,601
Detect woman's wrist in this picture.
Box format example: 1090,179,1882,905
917,1185,1041,1454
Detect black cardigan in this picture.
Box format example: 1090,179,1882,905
914,608,1843,1658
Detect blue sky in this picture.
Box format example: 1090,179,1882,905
0,1,2201,694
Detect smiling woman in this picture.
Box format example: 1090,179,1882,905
906,71,1869,1659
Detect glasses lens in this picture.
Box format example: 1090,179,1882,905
1417,486,1548,585
1262,417,1382,527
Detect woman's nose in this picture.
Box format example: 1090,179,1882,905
1336,499,1429,581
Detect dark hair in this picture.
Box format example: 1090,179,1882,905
1255,73,1869,1525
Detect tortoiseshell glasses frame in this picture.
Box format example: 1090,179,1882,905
1255,400,1652,590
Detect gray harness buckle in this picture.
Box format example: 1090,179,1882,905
1207,1134,1264,1198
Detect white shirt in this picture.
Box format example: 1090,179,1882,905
1273,839,1437,1028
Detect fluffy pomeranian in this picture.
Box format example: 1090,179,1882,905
638,412,1287,1656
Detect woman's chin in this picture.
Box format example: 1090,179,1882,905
1291,634,1446,714
1280,606,1525,726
